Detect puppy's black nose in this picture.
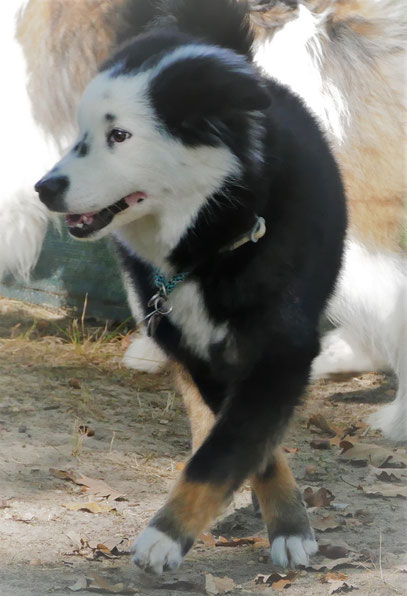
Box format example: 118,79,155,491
34,176,69,211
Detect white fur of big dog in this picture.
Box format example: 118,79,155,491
0,2,54,281
253,0,407,441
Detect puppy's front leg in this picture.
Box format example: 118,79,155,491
131,472,228,573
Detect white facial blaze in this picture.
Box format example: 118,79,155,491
45,63,239,252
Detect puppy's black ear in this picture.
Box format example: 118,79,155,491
150,52,271,128
223,69,270,112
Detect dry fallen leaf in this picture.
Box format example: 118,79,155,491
63,502,117,514
312,514,341,532
339,443,407,468
70,573,138,594
49,468,125,501
361,483,407,498
328,579,359,594
88,538,130,554
341,423,367,438
49,468,75,481
255,572,297,590
307,414,336,437
367,466,406,483
66,534,129,560
205,573,236,595
303,487,335,507
68,378,81,390
198,532,217,547
338,440,354,453
321,572,349,583
306,557,362,571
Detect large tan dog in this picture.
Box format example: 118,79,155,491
16,0,407,440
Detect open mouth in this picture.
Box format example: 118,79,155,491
65,192,146,238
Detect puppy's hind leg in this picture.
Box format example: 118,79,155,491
251,448,317,567
174,364,215,453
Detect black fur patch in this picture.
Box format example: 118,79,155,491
73,133,89,158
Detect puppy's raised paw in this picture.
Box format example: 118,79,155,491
270,531,318,568
132,527,183,574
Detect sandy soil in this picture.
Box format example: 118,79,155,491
0,297,406,595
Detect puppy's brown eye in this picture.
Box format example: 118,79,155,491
108,128,131,144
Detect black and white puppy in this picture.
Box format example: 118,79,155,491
35,0,346,574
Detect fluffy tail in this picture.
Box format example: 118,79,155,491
117,0,254,57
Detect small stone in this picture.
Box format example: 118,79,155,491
29,559,41,566
18,425,27,433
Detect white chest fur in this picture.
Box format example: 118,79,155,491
169,280,227,359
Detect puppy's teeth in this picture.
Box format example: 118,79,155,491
75,223,84,229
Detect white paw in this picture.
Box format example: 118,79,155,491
271,534,318,568
368,398,407,442
311,328,381,380
123,335,168,373
131,527,183,574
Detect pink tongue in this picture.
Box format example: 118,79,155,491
125,191,147,206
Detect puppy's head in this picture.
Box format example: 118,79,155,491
35,34,270,240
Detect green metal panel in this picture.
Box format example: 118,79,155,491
0,226,131,320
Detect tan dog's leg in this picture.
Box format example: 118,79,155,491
174,364,215,453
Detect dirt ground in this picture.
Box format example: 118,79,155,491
0,297,406,596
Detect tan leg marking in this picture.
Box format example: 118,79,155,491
174,364,215,453
250,447,297,525
166,474,229,537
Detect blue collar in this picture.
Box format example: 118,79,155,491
153,268,189,297
152,215,266,296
